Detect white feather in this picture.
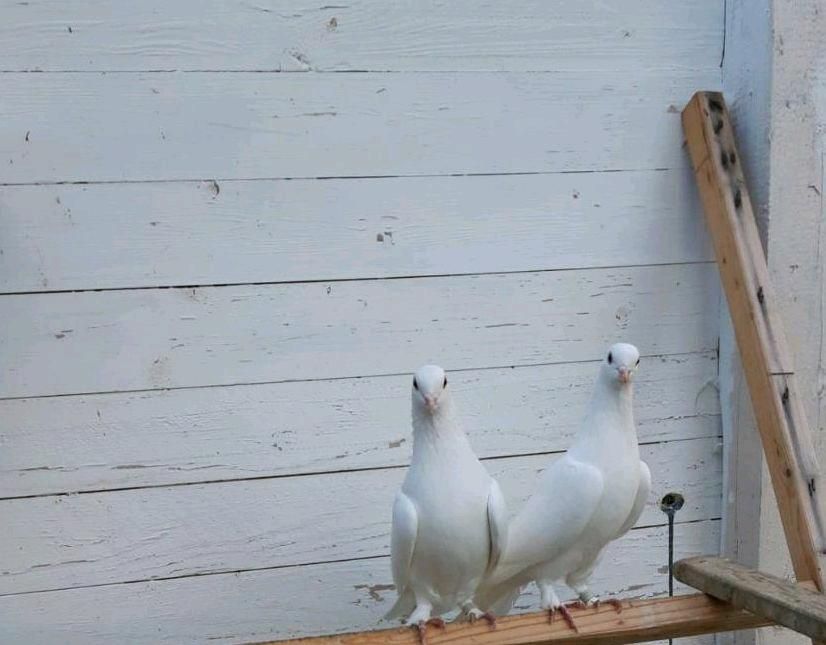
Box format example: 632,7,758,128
475,343,650,614
385,365,508,625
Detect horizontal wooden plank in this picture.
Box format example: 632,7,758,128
1,436,721,595
0,0,723,72
0,520,721,644
0,168,711,293
0,352,721,497
278,594,766,645
674,556,826,640
0,263,720,399
1,70,720,184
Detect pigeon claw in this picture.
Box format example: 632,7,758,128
416,617,446,644
606,598,623,613
464,608,496,628
480,611,497,628
557,604,579,633
592,597,623,613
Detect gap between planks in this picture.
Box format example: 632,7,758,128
0,348,712,402
0,517,720,607
0,518,719,600
0,432,720,502
0,260,714,298
0,166,672,189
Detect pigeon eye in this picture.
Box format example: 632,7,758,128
443,376,448,388
607,352,613,364
636,358,640,366
413,378,419,391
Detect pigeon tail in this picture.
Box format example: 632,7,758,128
474,576,523,616
383,588,416,621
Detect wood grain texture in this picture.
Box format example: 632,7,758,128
0,263,719,399
0,351,721,497
274,594,765,645
675,557,826,640
0,521,722,644
0,168,711,293
0,1,723,73
0,70,720,184
682,92,824,589
1,435,721,595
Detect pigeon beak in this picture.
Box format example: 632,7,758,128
618,367,631,384
424,395,439,412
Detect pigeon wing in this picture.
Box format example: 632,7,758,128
475,456,604,611
505,455,605,571
614,460,651,539
486,479,509,574
384,491,418,620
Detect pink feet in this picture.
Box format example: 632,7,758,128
548,603,579,632
593,597,623,613
469,611,496,627
547,597,623,634
416,617,445,644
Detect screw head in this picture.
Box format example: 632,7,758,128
660,492,685,513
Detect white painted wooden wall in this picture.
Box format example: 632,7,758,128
0,2,725,643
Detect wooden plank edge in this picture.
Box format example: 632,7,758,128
675,556,826,640
257,594,771,645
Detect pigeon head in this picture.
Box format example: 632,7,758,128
602,342,640,386
412,364,449,414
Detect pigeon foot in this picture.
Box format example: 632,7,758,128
416,617,445,644
548,604,579,632
465,608,497,627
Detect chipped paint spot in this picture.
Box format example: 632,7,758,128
354,583,395,602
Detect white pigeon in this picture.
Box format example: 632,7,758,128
385,365,509,642
474,343,651,629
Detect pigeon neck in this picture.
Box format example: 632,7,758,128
594,371,633,411
577,372,636,442
411,397,467,450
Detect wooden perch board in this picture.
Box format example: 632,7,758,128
682,91,826,590
675,556,826,640
265,594,769,644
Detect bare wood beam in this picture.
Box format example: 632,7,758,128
262,594,769,645
682,91,826,590
675,556,826,640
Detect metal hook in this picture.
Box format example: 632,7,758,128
661,492,685,645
